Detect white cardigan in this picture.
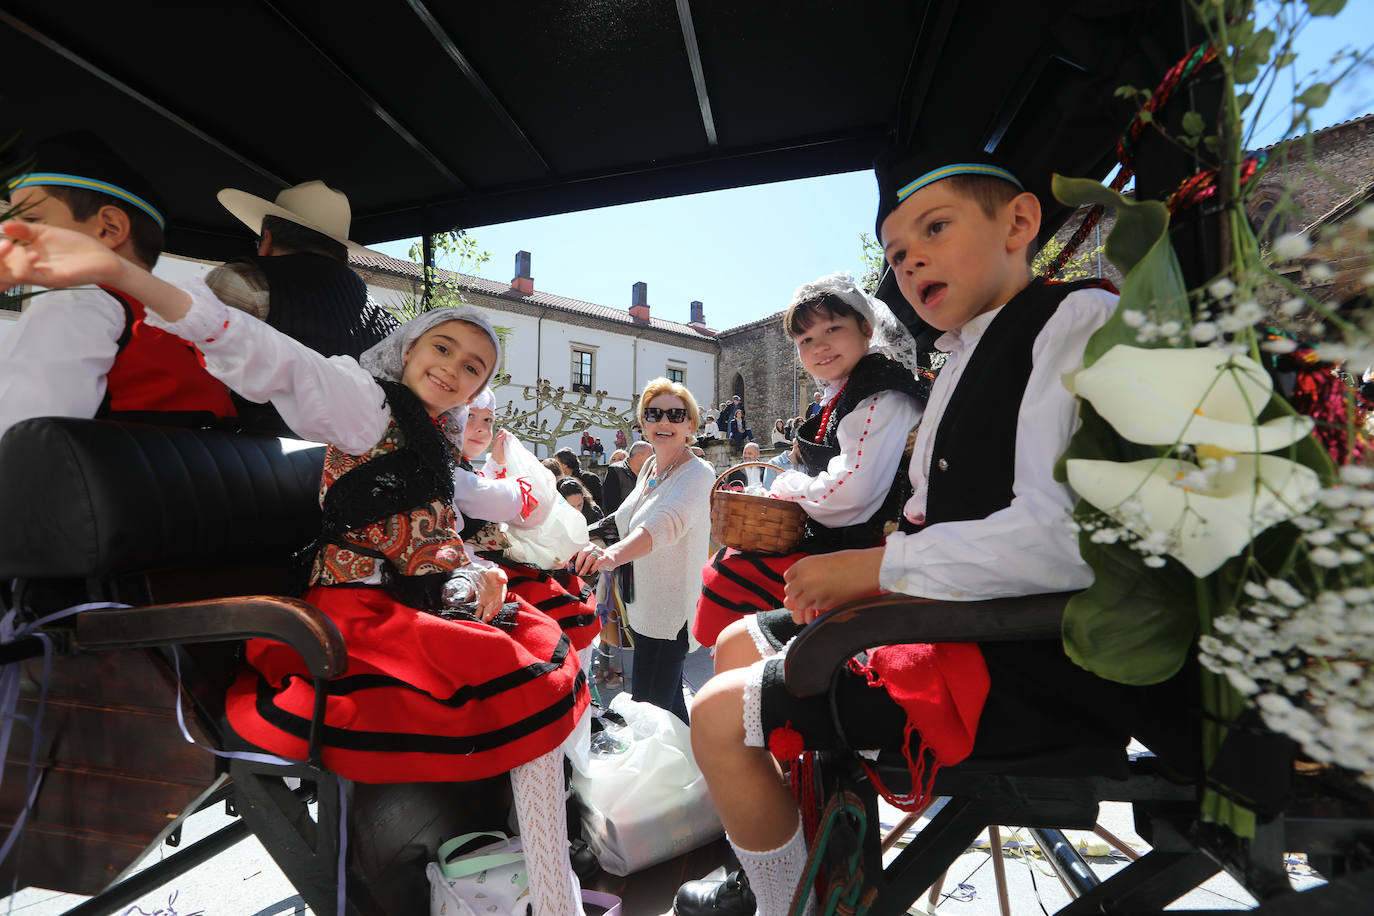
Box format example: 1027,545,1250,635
612,455,714,640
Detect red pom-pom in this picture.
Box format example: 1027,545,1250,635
768,724,805,762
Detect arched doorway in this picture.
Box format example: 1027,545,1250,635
732,372,745,400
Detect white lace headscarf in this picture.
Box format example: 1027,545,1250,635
358,305,503,447
788,271,919,384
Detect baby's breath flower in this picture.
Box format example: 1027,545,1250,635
1279,297,1306,316
1208,278,1237,299
1121,309,1146,328
1354,203,1374,230
1233,300,1264,325
1309,263,1334,282
1191,321,1220,342
1310,546,1344,567
1274,233,1312,260
1261,338,1298,354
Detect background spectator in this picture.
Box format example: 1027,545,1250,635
558,476,604,524
805,390,823,418
728,406,754,453
601,440,651,514
556,447,604,505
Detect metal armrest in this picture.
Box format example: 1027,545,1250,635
73,596,347,680
783,592,1073,697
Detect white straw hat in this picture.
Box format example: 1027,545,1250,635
217,180,365,252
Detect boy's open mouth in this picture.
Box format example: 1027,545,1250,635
918,281,947,306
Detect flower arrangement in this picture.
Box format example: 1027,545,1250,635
1050,0,1372,836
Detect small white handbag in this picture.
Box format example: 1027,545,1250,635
427,831,529,916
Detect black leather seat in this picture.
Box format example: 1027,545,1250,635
0,418,507,916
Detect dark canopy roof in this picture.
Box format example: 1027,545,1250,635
4,0,1186,261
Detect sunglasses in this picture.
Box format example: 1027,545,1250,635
643,407,689,424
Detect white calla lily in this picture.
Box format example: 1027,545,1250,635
1070,345,1313,452
1066,454,1320,576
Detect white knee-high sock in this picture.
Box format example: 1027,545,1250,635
730,818,815,916
511,748,585,916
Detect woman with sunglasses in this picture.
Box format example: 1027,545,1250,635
572,377,713,723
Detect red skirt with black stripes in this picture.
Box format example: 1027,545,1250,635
223,584,589,783
491,557,601,651
694,546,807,647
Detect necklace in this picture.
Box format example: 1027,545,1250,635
647,447,690,489
814,382,849,444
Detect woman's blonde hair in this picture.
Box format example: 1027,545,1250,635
638,377,701,429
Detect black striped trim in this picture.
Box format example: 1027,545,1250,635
699,583,769,615
253,670,588,755
710,555,786,609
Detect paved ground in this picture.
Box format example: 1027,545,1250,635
2,645,1325,915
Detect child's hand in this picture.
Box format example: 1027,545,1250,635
790,442,801,466
0,221,124,289
783,546,885,624
490,429,510,465
473,566,509,622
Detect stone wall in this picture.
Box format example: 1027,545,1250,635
713,314,810,435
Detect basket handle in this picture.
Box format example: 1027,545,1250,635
714,461,781,491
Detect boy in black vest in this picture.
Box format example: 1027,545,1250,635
676,148,1133,916
0,132,236,435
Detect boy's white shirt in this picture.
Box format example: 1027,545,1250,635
880,286,1118,601
769,382,921,528
144,278,389,453
0,285,128,436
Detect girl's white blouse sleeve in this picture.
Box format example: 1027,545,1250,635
452,468,526,523
769,389,922,528
143,277,389,453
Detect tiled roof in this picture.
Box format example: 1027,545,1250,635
716,310,784,336
1256,112,1373,153
351,250,719,339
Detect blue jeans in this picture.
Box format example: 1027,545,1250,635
629,625,690,724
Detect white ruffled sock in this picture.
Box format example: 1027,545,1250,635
731,818,815,916
511,748,585,915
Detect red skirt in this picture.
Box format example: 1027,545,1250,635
493,558,601,651
694,547,807,647
224,584,589,783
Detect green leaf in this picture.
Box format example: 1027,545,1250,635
1203,136,1221,154
1306,0,1347,17
1250,29,1277,67
1237,92,1255,112
1050,175,1191,366
1234,48,1261,84
1182,111,1206,136
1062,526,1199,685
1297,82,1332,109
1114,84,1139,99
1272,53,1297,69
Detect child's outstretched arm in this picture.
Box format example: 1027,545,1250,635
1,221,192,321
0,221,388,452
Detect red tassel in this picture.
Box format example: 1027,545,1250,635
768,723,805,763
516,477,539,520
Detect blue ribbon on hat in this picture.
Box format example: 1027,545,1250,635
895,163,1023,204
9,171,166,230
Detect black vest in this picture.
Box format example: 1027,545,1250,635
792,353,923,551
240,253,395,359
920,279,1109,528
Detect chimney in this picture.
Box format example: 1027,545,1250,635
629,281,650,323
689,300,705,325
511,250,533,295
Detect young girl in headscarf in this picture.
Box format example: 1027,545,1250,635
0,220,588,915
695,272,925,649
453,387,601,652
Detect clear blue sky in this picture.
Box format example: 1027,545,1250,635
374,5,1372,332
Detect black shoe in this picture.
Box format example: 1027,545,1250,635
674,869,756,915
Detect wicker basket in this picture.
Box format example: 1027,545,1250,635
710,462,808,555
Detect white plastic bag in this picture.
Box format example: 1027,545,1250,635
426,831,529,916
570,693,723,876
486,434,589,568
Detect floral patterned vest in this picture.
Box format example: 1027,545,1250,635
311,380,468,587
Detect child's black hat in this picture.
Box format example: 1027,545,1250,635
873,146,1025,241
8,131,165,230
